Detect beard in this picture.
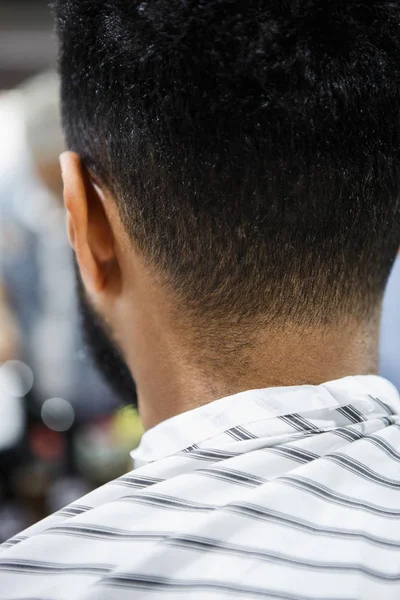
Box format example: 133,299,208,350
74,263,138,409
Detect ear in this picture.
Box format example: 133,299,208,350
60,152,116,294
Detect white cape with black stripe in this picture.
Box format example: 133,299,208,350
1,375,400,600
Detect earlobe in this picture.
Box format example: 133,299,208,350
60,151,115,294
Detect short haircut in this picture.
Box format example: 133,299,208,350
54,0,400,327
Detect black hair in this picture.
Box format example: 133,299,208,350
55,0,400,327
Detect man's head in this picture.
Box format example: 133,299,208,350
55,0,400,423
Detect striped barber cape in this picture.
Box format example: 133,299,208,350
1,375,400,600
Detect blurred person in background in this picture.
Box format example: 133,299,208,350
3,1,400,599
0,71,118,415
0,72,141,539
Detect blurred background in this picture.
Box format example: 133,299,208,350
0,0,399,543
0,0,143,542
0,0,55,90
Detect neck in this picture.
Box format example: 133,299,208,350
128,311,380,430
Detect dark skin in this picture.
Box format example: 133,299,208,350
62,152,381,430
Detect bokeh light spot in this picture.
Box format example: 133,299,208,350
41,397,75,432
0,360,34,397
